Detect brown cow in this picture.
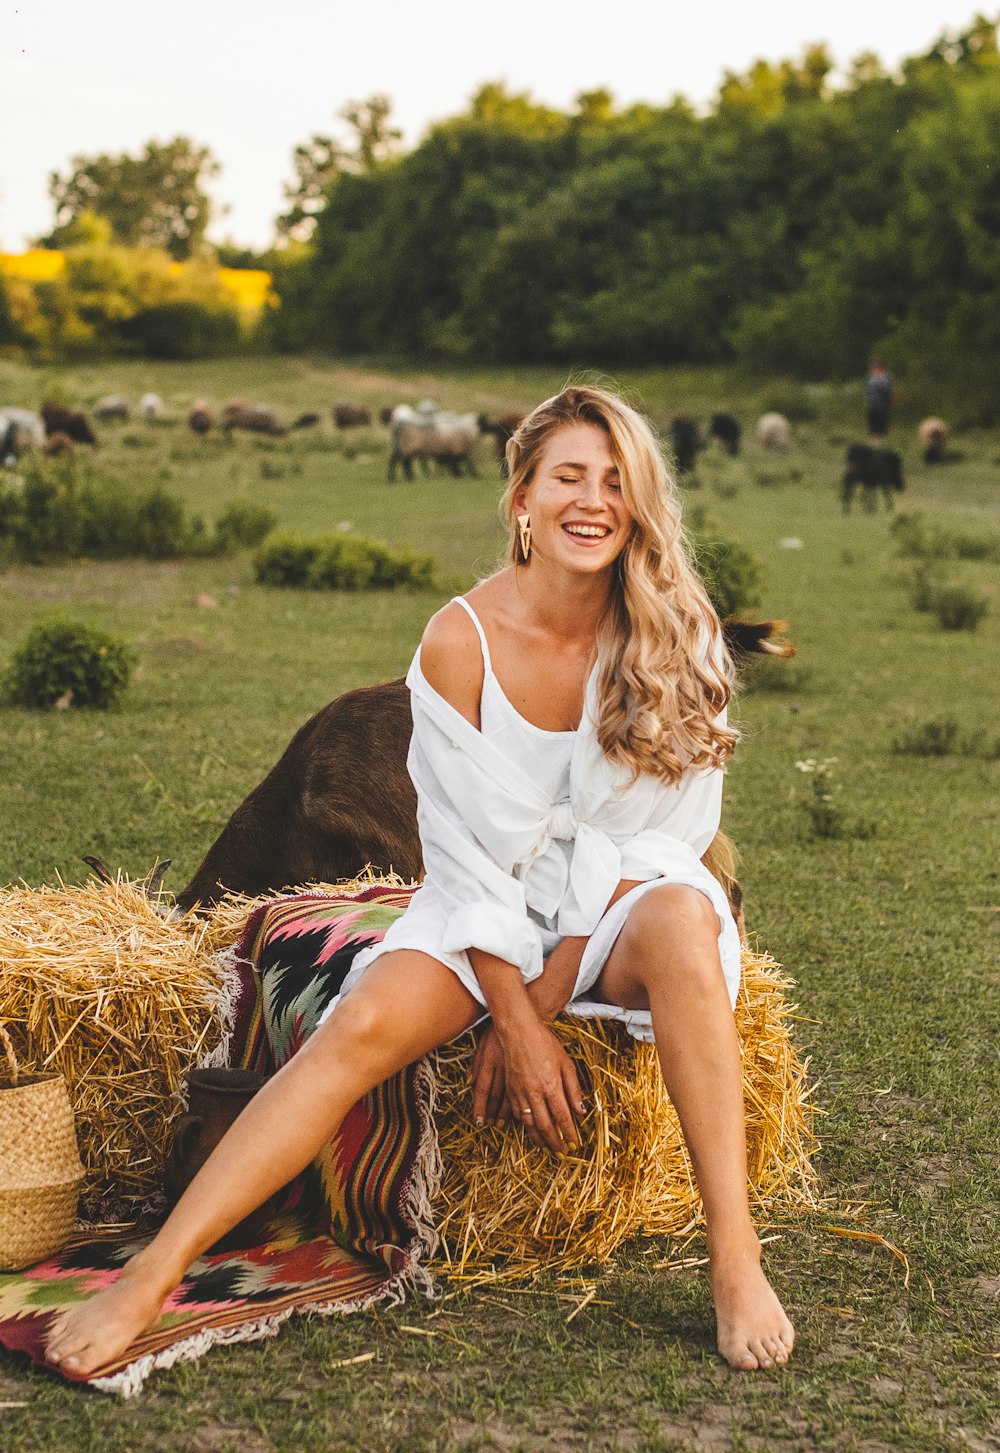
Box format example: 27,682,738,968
175,621,791,920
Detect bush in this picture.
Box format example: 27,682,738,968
0,458,261,562
117,301,242,360
891,718,961,756
213,501,278,553
687,508,761,619
1,618,134,709
932,587,988,632
951,530,1000,564
907,561,949,613
253,532,435,591
890,512,943,560
252,534,319,586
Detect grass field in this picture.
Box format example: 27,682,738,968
1,354,998,1452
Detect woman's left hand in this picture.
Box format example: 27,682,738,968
471,1023,509,1125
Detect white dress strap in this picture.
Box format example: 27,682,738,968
450,595,493,675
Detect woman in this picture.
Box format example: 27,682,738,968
45,386,794,1375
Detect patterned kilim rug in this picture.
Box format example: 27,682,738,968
0,885,436,1397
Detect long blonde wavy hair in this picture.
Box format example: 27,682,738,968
502,386,737,785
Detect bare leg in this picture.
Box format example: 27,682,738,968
595,885,795,1371
45,952,478,1376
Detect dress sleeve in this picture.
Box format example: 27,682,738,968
406,687,545,984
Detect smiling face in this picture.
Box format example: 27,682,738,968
513,422,634,575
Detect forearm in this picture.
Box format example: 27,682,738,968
468,948,543,1044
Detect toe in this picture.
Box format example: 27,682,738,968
747,1339,773,1369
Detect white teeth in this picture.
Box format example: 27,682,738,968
564,525,609,538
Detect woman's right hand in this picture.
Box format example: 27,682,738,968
500,1018,585,1154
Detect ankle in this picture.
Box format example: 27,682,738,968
705,1220,762,1267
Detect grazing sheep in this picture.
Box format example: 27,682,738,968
482,412,525,471
332,402,372,429
388,410,436,481
140,393,165,420
918,417,950,465
841,443,904,513
432,410,481,476
221,401,285,436
0,407,45,460
188,401,214,435
756,413,791,452
93,394,130,422
44,431,75,456
290,412,321,430
175,618,792,915
668,415,701,474
41,402,97,446
708,412,741,456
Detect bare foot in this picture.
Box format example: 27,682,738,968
710,1238,795,1371
45,1254,173,1377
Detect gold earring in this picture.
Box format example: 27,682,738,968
516,513,531,563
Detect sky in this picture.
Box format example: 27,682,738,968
0,0,988,253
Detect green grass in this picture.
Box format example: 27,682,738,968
1,356,998,1452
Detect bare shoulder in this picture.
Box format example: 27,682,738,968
419,600,485,728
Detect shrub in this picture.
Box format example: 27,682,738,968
907,561,948,612
253,532,435,591
213,501,278,553
117,301,242,360
891,718,961,756
687,508,761,619
951,530,1000,564
0,458,264,562
1,618,134,709
794,758,877,841
932,587,988,632
890,512,943,560
252,534,319,586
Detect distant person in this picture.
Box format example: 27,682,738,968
864,360,894,439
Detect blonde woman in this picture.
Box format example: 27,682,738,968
46,386,794,1375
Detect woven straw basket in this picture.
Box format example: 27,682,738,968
0,1022,84,1271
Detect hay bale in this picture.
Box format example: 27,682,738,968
430,949,817,1278
0,878,232,1220
0,874,816,1272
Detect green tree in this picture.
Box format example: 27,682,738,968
277,94,402,240
45,138,220,260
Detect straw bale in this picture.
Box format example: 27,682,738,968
430,949,817,1277
0,878,232,1220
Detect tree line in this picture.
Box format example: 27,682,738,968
2,17,998,416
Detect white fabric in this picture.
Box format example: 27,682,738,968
323,602,742,1042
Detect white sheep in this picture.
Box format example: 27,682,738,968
756,412,791,452
917,417,949,464
140,392,165,420
93,393,131,422
0,406,46,463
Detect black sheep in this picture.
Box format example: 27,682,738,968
708,413,741,456
668,415,701,474
841,444,905,513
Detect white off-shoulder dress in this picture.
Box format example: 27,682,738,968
324,597,742,1043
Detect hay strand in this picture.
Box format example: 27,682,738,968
430,949,817,1278
0,877,232,1219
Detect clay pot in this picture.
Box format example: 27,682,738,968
164,1068,282,1251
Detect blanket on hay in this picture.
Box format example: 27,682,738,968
0,885,439,1397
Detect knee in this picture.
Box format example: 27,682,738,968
310,988,385,1061
622,884,719,955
